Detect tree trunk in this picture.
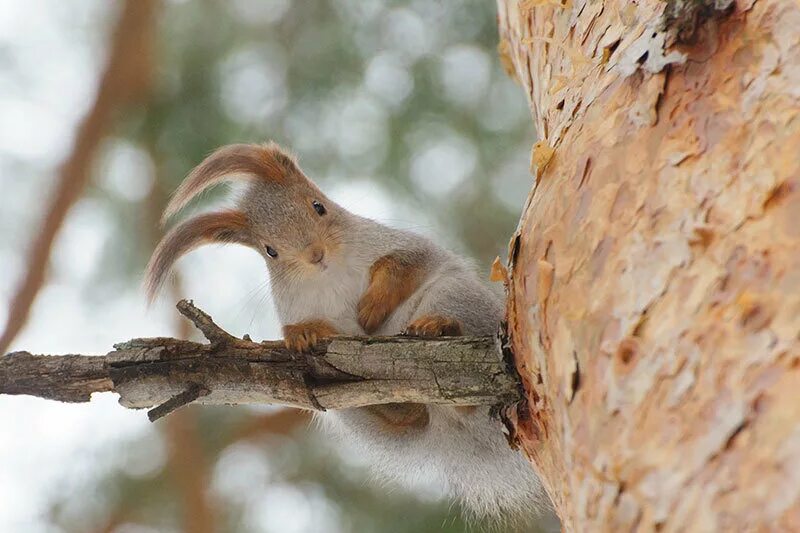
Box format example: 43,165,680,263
497,0,800,530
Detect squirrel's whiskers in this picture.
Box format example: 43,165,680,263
145,142,549,522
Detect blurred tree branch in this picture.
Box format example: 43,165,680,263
0,300,519,420
0,0,159,353
165,409,217,533
233,409,312,442
146,144,218,533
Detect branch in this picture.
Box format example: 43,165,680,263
0,301,520,420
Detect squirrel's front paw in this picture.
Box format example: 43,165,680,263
358,252,423,334
357,291,395,334
403,315,462,337
283,320,338,351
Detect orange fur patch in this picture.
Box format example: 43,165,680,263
403,315,463,337
357,252,425,334
282,319,338,351
363,403,430,432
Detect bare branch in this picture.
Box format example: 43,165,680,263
0,301,520,417
175,300,236,344
148,382,210,422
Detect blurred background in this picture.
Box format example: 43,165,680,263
0,0,537,531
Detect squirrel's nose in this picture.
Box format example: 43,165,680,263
308,245,325,264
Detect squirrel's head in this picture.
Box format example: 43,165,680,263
145,142,349,303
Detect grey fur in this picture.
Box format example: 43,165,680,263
151,143,550,521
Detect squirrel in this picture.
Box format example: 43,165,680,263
145,142,548,521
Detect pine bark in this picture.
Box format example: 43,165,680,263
497,0,800,530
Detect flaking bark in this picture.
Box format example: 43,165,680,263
499,0,800,530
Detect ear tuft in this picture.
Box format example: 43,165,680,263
144,210,252,304
162,142,301,224
262,141,300,176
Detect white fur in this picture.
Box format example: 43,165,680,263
263,212,549,520
320,406,549,519
154,145,551,522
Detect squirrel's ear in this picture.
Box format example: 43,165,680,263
162,142,301,223
145,210,253,303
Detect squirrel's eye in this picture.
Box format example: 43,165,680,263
312,200,326,216
265,246,278,258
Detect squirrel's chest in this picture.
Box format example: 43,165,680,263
273,265,368,335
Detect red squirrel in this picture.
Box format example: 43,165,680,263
145,142,548,521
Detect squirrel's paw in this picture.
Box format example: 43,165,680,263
283,320,338,351
358,252,422,334
403,315,463,337
357,291,395,334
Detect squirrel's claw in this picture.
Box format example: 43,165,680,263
403,315,463,338
283,320,338,351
